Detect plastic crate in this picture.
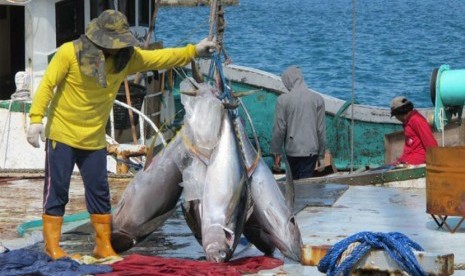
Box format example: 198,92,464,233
113,83,146,129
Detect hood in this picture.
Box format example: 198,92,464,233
281,66,306,92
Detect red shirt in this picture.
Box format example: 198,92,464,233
396,110,438,165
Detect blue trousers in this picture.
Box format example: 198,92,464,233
286,155,318,180
43,140,111,216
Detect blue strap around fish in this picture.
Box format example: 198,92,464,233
210,52,232,101
209,52,241,121
317,231,427,276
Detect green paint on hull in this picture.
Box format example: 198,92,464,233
171,74,403,170
0,101,30,113
327,118,402,169
0,73,403,171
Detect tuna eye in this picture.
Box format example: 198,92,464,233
219,251,226,259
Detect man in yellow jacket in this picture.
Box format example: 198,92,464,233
26,10,215,260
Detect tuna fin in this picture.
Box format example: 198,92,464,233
264,208,280,228
223,227,235,248
191,60,204,84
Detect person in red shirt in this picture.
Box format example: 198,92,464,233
390,96,438,165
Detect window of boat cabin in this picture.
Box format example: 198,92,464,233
90,0,113,19
55,0,84,47
138,1,155,27
0,5,25,100
90,0,155,27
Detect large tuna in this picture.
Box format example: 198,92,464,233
233,114,303,261
110,134,188,253
201,112,250,262
110,76,302,262
179,78,225,246
110,78,225,254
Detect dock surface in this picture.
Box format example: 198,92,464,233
286,184,465,275
0,175,130,241
3,178,465,275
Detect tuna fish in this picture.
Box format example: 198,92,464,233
201,112,250,262
110,134,187,253
242,212,276,256
233,113,303,261
110,77,303,263
180,157,207,245
111,78,224,253
179,78,223,162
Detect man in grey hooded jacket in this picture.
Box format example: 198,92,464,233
271,65,326,183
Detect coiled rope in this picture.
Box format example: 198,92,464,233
317,231,427,276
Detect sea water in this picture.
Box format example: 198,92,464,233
155,0,465,108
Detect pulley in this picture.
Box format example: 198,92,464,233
430,64,465,131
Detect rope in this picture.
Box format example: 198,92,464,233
211,52,231,100
180,128,210,165
317,231,427,276
237,98,261,176
10,89,31,101
208,0,219,41
350,0,356,173
439,107,445,147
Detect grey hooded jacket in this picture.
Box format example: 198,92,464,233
270,66,326,159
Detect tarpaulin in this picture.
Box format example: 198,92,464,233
99,254,284,276
0,248,112,276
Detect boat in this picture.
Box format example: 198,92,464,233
1,0,464,176
295,164,427,188
2,2,465,275
172,60,465,170
0,0,185,174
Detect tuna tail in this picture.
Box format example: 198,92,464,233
181,199,202,245
243,213,276,256
110,230,137,253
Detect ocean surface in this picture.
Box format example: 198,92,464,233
154,0,465,108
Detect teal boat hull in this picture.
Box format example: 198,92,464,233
169,61,444,171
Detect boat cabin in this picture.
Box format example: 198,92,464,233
0,0,158,100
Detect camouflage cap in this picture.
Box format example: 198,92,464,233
85,10,140,49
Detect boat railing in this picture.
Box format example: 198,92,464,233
105,97,169,174
108,99,167,147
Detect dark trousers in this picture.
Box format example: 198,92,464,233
286,155,318,180
43,140,111,216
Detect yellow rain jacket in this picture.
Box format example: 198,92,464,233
29,42,197,150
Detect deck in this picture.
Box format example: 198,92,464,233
0,174,131,242
2,176,465,275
